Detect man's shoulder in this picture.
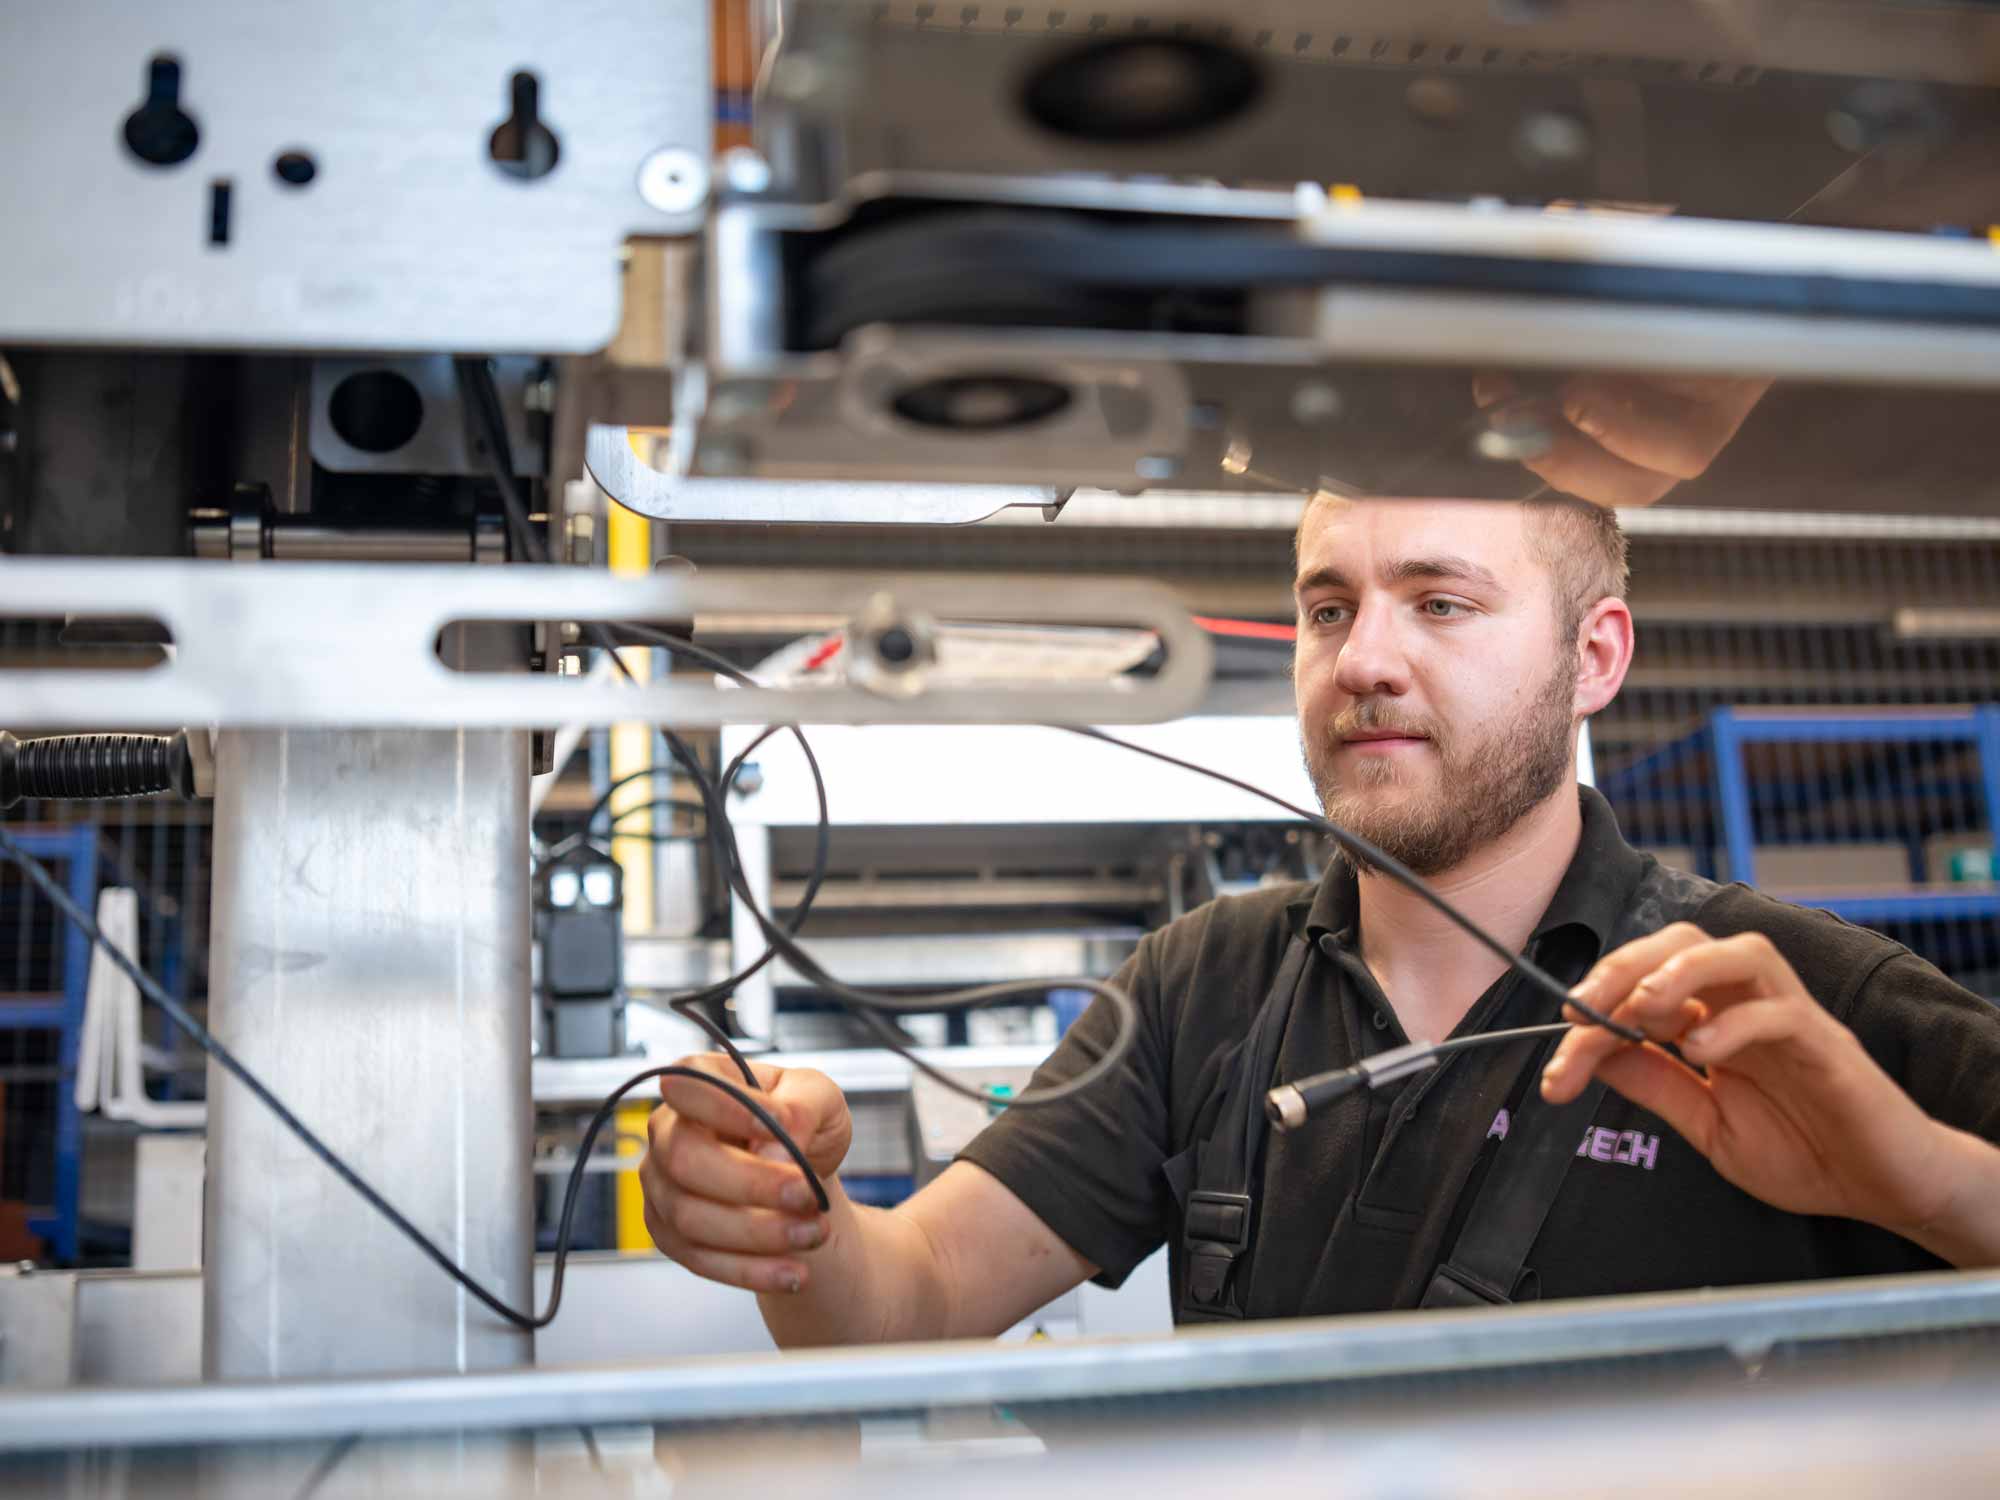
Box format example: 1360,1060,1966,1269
1139,880,1315,1018
1690,881,1918,1008
1150,880,1314,963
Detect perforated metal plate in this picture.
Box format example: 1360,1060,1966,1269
0,0,709,351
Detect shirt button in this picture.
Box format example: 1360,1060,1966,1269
1372,1010,1390,1031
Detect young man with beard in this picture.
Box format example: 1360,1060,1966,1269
638,495,2000,1341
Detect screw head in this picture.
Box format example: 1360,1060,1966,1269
637,148,710,215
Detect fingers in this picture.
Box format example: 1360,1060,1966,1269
1545,928,1817,1105
641,1198,811,1296
1543,923,1733,1103
1606,930,1808,1025
766,1067,851,1164
1542,996,1706,1103
660,1054,799,1143
1679,994,1829,1070
1546,1038,1718,1153
651,1110,818,1213
663,1191,829,1256
1522,426,1684,507
1470,371,1771,507
639,1094,828,1296
1557,374,1758,481
1566,922,1712,1025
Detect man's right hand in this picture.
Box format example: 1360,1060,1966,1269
638,1054,853,1295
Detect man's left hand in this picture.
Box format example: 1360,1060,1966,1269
1541,923,2000,1265
1474,373,1771,507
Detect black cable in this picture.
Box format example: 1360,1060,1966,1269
454,358,837,1043
454,367,1618,1222
648,698,1141,1109
1421,1021,1573,1062
0,822,824,1331
0,358,1552,1333
3,705,1638,1329
601,796,711,835
1266,1021,1576,1132
291,1433,361,1500
457,357,1117,1234
579,764,715,837
1061,726,1643,1044
575,626,1142,1114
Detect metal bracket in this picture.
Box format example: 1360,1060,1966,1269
0,559,1211,729
0,0,711,350
585,425,1064,524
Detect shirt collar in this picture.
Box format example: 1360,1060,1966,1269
1285,786,1645,962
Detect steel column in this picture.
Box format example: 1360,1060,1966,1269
203,730,533,1378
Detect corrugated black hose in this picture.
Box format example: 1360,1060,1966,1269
0,730,195,808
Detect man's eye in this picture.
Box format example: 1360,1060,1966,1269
1422,598,1468,618
1310,605,1351,627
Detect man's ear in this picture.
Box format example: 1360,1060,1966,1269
1573,597,1634,719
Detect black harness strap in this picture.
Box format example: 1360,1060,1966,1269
1416,869,1713,1311
1177,934,1311,1323
1420,1053,1607,1309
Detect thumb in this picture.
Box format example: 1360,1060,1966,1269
767,1067,848,1154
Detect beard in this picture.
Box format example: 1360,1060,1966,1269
1301,662,1577,878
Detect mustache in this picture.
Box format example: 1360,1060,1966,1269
1325,702,1441,743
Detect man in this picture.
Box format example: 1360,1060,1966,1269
639,492,2000,1344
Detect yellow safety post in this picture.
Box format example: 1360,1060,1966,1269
615,1102,656,1251
606,498,660,1251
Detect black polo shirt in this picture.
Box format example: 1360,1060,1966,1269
959,788,2000,1317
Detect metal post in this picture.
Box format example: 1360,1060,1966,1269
12,827,99,1264
1709,708,1758,888
1975,707,2000,866
730,825,777,1042
203,729,533,1378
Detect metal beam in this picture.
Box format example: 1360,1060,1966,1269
0,561,1211,729
5,1268,2000,1451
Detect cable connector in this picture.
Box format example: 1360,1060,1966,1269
1265,1040,1442,1133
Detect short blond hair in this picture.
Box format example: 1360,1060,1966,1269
1295,494,1628,647
1524,498,1630,647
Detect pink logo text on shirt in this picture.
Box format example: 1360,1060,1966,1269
1486,1110,1660,1170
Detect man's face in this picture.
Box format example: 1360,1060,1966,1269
1293,498,1580,877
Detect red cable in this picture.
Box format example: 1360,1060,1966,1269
1193,615,1296,642
801,635,845,673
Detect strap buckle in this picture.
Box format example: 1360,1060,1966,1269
1182,1190,1253,1317
1420,1261,1511,1310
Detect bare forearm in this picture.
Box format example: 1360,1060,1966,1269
1898,1124,2000,1271
757,1179,953,1348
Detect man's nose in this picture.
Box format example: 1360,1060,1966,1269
1331,601,1412,699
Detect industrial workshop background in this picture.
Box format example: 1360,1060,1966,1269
6,513,1998,1266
